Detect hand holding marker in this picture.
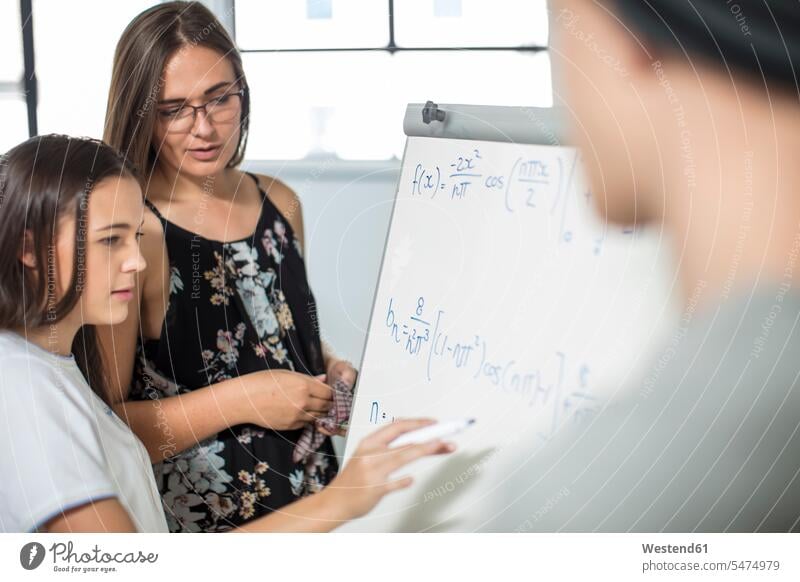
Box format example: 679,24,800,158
389,418,476,448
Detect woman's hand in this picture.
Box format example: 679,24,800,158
323,419,456,521
318,423,347,437
318,358,358,437
240,370,333,430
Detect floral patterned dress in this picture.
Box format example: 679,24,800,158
131,173,337,532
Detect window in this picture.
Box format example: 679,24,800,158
393,0,549,47
236,0,389,50
236,0,551,160
3,1,552,160
32,0,158,138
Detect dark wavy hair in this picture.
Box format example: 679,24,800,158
609,0,800,91
0,134,138,405
103,1,250,187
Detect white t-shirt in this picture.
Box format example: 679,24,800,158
0,331,168,532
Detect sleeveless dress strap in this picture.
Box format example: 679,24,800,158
245,171,268,201
143,198,166,222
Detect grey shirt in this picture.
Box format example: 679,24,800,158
481,283,800,532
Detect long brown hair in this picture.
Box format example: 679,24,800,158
0,135,138,405
103,1,250,187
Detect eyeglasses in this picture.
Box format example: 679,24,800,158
158,89,245,133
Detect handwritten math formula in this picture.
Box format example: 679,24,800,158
378,294,599,439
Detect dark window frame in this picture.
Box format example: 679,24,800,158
21,0,36,137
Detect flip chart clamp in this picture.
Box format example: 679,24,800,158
422,100,446,124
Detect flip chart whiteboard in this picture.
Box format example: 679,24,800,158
339,104,677,532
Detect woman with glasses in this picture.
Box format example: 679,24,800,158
100,1,361,532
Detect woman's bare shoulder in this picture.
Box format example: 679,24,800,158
253,173,303,236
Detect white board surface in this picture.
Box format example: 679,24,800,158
340,135,677,532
